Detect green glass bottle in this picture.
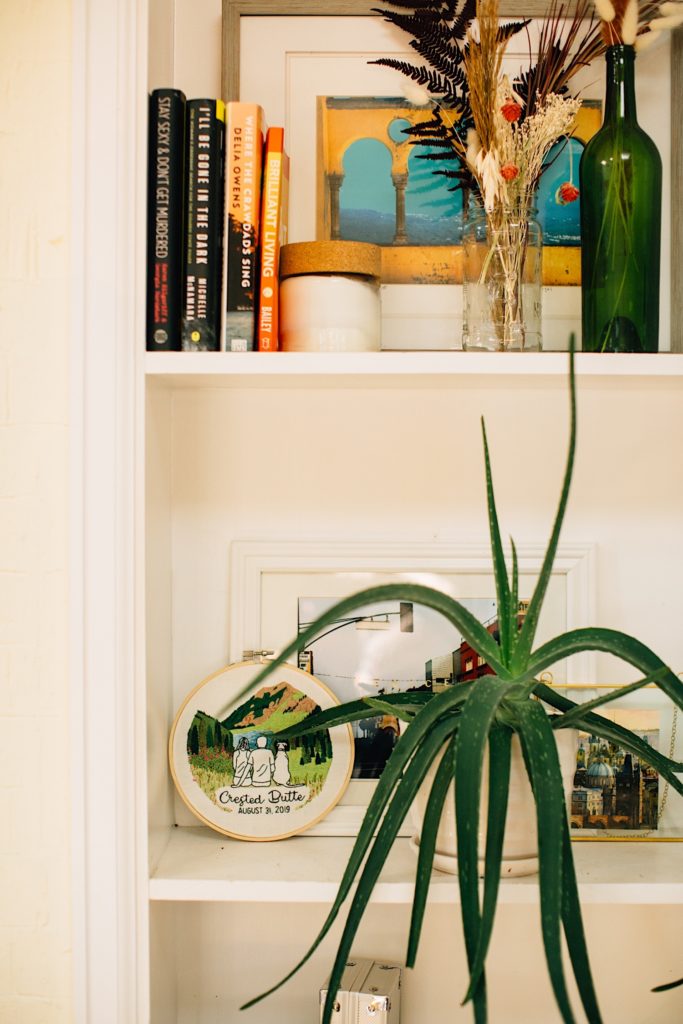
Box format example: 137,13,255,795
580,45,662,352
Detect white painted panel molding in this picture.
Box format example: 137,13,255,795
70,0,147,1021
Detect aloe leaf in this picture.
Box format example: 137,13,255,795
364,696,424,724
515,344,577,669
652,977,683,993
551,669,668,727
517,700,577,1024
455,677,515,1005
275,698,392,738
241,583,509,707
320,716,458,1024
482,418,511,663
510,538,519,646
406,736,457,967
276,688,466,739
537,683,683,789
527,627,683,712
241,684,466,1010
462,724,512,1004
560,824,604,1022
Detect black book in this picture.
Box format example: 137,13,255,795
146,88,186,351
182,99,226,351
221,103,265,351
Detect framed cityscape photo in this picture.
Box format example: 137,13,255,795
169,660,353,841
559,683,683,841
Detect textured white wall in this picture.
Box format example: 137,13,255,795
0,1,72,1020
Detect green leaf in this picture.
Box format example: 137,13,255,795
364,696,423,724
275,689,436,738
275,698,390,738
406,736,457,967
527,627,683,713
241,583,509,708
517,700,577,1024
510,538,519,638
455,677,515,1007
320,716,458,1024
560,826,604,1023
462,724,512,1004
241,683,467,1011
482,419,511,664
551,669,668,727
652,976,683,993
537,684,683,790
515,344,577,669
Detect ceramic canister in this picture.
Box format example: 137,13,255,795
279,240,382,352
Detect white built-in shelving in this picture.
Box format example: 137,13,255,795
146,350,683,389
73,0,683,1021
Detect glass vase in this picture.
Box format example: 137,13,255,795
579,45,662,352
462,204,542,352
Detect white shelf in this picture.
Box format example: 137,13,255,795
145,351,683,390
149,829,683,905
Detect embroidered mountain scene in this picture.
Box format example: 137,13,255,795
186,682,335,810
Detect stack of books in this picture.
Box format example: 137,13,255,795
146,89,289,353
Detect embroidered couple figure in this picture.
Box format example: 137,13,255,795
232,736,291,788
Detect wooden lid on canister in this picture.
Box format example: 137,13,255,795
279,240,382,280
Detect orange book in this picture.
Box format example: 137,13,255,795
257,127,289,351
221,102,265,351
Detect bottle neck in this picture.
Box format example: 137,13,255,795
604,45,637,124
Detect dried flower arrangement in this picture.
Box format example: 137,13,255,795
371,0,603,217
369,0,680,348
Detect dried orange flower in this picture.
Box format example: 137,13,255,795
501,163,519,181
558,181,580,204
501,101,522,123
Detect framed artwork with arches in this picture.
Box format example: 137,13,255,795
315,94,600,285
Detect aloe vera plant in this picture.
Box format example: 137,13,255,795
239,349,683,1024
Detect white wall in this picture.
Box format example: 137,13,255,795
0,1,72,1019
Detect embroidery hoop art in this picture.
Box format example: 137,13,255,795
169,660,354,841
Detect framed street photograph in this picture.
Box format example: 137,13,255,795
230,539,595,834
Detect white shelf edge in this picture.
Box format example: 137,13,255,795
147,832,683,905
144,351,683,389
148,877,683,906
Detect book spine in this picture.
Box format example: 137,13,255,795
182,99,226,351
146,88,186,351
257,128,289,352
221,103,265,352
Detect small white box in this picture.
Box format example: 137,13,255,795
320,959,401,1023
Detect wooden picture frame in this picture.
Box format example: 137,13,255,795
222,2,682,350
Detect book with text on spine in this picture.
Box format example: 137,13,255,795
221,102,265,352
257,127,289,351
182,98,226,351
146,88,186,351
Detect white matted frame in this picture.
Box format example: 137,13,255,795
222,1,679,350
230,539,596,835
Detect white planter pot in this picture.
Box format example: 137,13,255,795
409,728,577,878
